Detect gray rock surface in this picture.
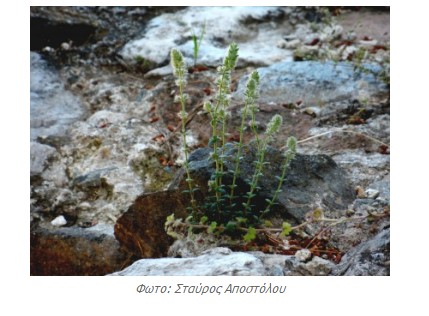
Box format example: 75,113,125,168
30,142,57,176
283,256,335,276
181,144,355,222
333,228,390,276
109,247,266,276
109,246,336,276
368,176,390,202
235,61,388,106
331,150,390,188
30,52,86,141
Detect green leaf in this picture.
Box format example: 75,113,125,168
207,221,217,234
243,227,257,241
165,214,175,228
166,229,182,239
225,221,237,231
235,217,248,225
192,34,198,53
280,222,292,237
264,220,273,228
242,203,251,210
200,216,208,225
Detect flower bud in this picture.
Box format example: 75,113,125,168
170,49,187,81
286,136,297,153
223,42,239,70
266,114,283,135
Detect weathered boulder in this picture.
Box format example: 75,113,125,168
114,190,189,259
282,255,335,276
114,144,354,259
182,145,355,222
109,247,335,276
31,224,129,276
109,247,266,276
120,7,293,68
333,227,390,276
235,61,388,108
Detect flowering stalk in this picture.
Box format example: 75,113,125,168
205,43,239,213
242,114,283,214
229,70,260,205
248,94,261,151
170,49,197,214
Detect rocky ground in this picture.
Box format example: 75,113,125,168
30,6,389,276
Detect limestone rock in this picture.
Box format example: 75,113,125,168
31,52,86,141
120,7,293,68
333,227,390,276
30,142,57,176
283,255,335,276
109,247,336,276
109,247,266,276
235,61,388,106
51,215,67,227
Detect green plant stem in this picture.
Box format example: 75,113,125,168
215,68,229,196
228,105,249,204
179,85,197,211
249,104,261,150
261,137,297,217
170,49,197,215
192,22,206,66
243,139,268,215
229,72,259,204
243,114,282,215
209,111,222,209
207,43,238,212
261,158,290,217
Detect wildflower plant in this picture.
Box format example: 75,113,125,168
228,71,260,207
170,49,198,216
169,43,298,241
203,43,239,215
